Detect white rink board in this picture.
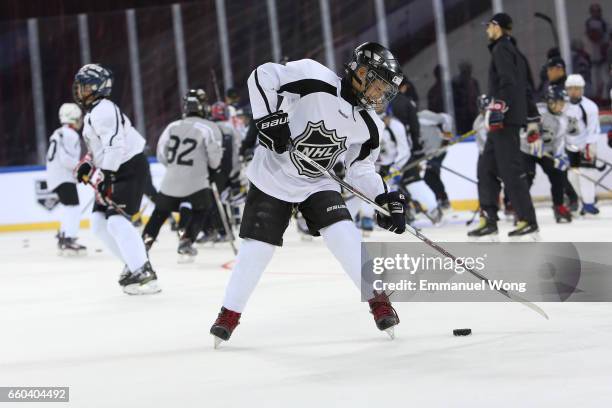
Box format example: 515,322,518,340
1,135,612,228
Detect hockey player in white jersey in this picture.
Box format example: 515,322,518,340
142,89,223,260
564,74,602,215
210,42,407,346
520,86,577,223
46,103,86,254
72,64,160,295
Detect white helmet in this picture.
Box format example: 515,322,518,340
58,103,82,125
565,74,585,88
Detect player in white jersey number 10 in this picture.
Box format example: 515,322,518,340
210,42,407,347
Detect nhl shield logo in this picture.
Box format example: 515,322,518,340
290,121,347,178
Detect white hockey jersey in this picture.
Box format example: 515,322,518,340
156,116,223,197
565,96,600,151
82,99,145,171
45,125,81,191
246,59,385,203
378,116,410,169
520,103,571,157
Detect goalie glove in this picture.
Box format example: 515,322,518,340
255,111,291,154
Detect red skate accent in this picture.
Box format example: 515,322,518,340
368,291,400,330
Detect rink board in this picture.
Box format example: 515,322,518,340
1,136,612,232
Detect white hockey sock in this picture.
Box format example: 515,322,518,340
60,204,81,238
321,220,373,300
579,168,597,204
360,202,375,218
91,212,124,261
407,181,437,210
106,215,148,272
222,239,276,313
345,196,361,221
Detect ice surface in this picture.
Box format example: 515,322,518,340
1,204,611,408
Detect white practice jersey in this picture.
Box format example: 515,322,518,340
46,125,81,191
473,113,487,154
418,110,453,155
246,59,385,203
520,103,569,157
565,96,600,151
156,116,223,197
378,116,410,169
82,99,145,171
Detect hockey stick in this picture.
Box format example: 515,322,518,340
211,183,238,255
534,12,559,46
437,163,478,185
86,182,134,221
569,168,612,193
466,207,480,226
290,145,549,320
385,129,476,180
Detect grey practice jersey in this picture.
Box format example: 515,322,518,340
156,116,223,197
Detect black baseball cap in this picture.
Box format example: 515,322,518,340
484,12,513,30
546,56,566,69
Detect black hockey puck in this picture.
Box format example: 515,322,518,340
453,328,472,336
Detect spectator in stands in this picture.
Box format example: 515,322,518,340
452,61,480,134
402,77,420,108
571,39,593,97
427,64,445,113
585,3,608,100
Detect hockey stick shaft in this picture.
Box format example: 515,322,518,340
386,129,476,180
436,163,478,184
290,146,549,320
86,182,134,221
534,12,559,46
211,183,238,255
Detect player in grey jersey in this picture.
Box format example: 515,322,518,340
142,89,223,259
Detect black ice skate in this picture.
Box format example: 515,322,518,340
210,307,241,348
553,204,572,223
368,291,400,339
508,221,539,241
177,238,198,263
467,217,498,241
57,232,86,256
122,262,161,295
118,265,130,286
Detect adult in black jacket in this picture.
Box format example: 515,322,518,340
390,78,421,152
469,13,541,238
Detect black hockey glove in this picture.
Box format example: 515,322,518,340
485,99,508,132
75,155,95,184
94,170,114,205
255,111,291,154
375,191,407,234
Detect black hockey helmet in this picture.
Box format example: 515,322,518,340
73,63,113,108
545,85,567,114
345,42,404,110
183,88,208,117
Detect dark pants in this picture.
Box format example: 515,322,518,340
522,153,565,206
478,126,537,223
424,153,448,201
